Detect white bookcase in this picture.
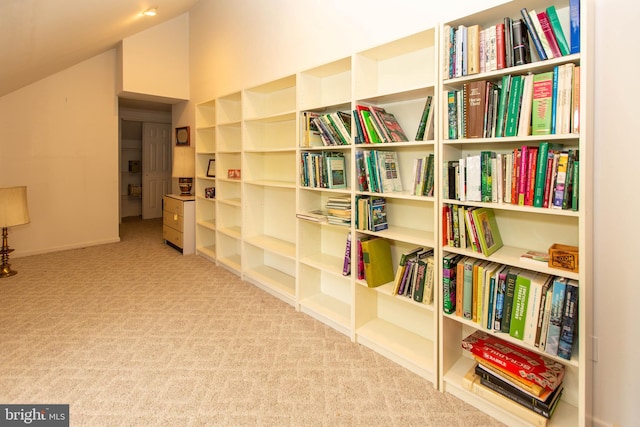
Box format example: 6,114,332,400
437,1,591,426
193,1,591,423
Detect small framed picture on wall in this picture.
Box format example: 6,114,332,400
176,126,190,146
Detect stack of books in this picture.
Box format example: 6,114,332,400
325,196,351,226
462,330,565,423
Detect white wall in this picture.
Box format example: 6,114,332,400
119,13,190,102
0,50,120,256
592,0,640,426
188,1,640,426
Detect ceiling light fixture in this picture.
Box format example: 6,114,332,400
142,7,157,17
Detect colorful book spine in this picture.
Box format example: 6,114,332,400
545,5,570,56
545,277,568,356
570,0,581,54
342,232,351,276
536,11,562,58
533,142,550,207
520,8,547,61
509,270,533,340
557,279,579,360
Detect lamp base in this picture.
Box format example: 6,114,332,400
178,177,193,196
0,227,17,278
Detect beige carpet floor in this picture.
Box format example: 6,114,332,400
0,218,505,426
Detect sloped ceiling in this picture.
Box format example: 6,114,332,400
0,0,200,98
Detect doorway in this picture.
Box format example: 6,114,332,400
118,99,172,222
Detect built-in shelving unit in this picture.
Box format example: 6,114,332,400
193,3,591,423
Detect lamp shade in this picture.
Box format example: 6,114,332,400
0,186,30,227
172,147,195,178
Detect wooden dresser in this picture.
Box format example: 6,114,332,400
162,194,195,255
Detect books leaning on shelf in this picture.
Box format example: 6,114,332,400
301,110,352,146
445,6,578,79
355,195,388,232
444,144,579,211
360,237,394,288
411,154,435,197
354,104,410,144
391,248,435,303
355,150,403,194
415,95,435,141
442,205,503,256
300,151,348,189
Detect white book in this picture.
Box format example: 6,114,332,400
529,10,554,59
524,273,551,345
518,73,534,136
496,153,504,204
458,157,466,201
466,154,482,202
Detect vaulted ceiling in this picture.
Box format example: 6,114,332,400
0,0,201,98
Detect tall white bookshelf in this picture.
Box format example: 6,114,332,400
436,1,591,426
193,2,591,423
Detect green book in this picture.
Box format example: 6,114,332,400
531,72,554,135
495,75,511,138
572,160,580,211
471,207,503,256
501,268,522,334
504,75,523,137
533,142,550,207
509,270,536,340
546,6,570,56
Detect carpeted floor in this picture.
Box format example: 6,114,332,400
0,218,505,426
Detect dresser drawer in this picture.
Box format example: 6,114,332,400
163,210,183,232
163,196,184,216
163,224,184,249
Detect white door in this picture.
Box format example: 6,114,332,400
142,122,172,219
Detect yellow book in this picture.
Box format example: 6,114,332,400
361,237,394,288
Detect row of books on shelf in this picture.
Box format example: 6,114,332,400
444,2,579,79
391,247,435,304
447,63,579,140
355,150,402,193
462,330,566,424
444,144,579,211
300,151,347,189
301,96,435,148
355,195,387,232
295,196,352,227
444,254,579,360
301,110,352,147
443,206,503,256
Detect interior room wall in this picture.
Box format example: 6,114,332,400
0,50,120,256
187,1,640,426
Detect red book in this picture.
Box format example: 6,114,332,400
536,11,562,58
461,330,565,392
526,146,538,206
496,23,506,69
517,146,529,205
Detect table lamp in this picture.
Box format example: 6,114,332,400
173,147,195,196
0,186,30,278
